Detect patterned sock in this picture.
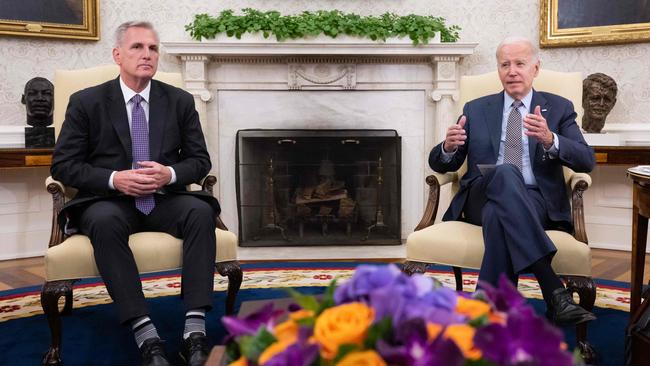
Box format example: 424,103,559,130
183,308,206,340
131,315,160,348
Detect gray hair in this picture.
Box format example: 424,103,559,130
114,21,159,47
496,36,539,62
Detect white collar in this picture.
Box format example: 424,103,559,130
503,89,533,111
119,77,151,104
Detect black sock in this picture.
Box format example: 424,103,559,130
528,255,564,303
131,315,160,348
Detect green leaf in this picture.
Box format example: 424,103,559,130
364,316,392,349
285,287,320,313
239,327,277,361
184,8,461,45
332,344,361,364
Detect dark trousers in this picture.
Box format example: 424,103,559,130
79,194,217,324
463,164,557,286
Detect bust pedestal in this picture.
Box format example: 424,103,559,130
25,127,55,148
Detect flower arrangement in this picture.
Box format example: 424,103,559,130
222,264,580,366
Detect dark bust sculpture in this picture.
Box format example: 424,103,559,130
22,77,55,148
582,73,617,133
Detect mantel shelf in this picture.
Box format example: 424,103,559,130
162,40,478,58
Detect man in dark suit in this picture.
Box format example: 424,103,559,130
51,21,217,366
429,36,596,327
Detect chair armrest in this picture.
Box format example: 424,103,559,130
568,172,591,244
570,172,592,191
433,171,458,187
414,172,459,231
46,176,66,248
195,175,228,231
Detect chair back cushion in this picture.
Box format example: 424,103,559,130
53,64,183,138
450,69,584,193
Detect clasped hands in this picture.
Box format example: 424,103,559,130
442,105,554,153
113,161,171,197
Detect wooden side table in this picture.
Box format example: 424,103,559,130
628,170,650,318
0,147,53,168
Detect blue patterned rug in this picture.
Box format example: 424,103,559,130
0,261,631,365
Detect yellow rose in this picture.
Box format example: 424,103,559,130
444,324,482,360
274,319,299,342
314,302,375,360
455,297,491,320
336,350,387,366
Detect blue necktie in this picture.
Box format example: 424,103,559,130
131,94,155,215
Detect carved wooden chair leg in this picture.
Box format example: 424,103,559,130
41,280,76,366
452,266,464,291
402,260,428,276
565,275,597,364
217,261,243,315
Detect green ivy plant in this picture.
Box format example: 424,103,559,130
186,8,461,45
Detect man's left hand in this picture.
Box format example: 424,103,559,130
135,161,172,189
524,105,554,149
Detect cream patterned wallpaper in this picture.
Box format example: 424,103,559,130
1,0,648,126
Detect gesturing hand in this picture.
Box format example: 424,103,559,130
524,106,554,149
443,116,467,153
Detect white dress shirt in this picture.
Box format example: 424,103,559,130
108,77,176,189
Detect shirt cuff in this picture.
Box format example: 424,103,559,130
108,171,116,190
167,166,177,184
440,145,456,163
543,132,560,158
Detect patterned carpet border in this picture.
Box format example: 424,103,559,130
0,262,631,323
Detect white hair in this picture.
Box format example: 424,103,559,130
114,21,159,47
496,36,539,62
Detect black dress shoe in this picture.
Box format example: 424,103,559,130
179,332,210,366
140,338,171,366
547,288,596,327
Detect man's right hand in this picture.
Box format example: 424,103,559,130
113,169,158,197
443,115,467,153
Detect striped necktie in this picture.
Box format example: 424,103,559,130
503,100,524,172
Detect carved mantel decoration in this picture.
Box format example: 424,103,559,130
162,39,476,237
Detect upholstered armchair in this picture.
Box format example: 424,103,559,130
41,65,242,365
403,70,596,362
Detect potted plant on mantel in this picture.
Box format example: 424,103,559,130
185,8,461,45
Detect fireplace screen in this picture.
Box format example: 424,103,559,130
236,129,401,246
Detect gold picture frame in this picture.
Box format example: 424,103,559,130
0,0,99,41
540,0,650,48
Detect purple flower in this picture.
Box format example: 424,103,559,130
334,264,402,304
376,319,465,366
479,275,528,313
264,341,319,366
474,307,573,366
222,303,282,337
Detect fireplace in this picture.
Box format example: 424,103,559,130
236,129,401,246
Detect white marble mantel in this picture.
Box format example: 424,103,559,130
162,39,477,238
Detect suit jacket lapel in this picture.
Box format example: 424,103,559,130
107,78,132,159
484,93,504,160
528,90,550,161
148,80,168,162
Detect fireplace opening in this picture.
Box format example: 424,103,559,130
236,129,401,246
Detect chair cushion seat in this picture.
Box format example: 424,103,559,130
406,221,591,277
45,229,237,281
